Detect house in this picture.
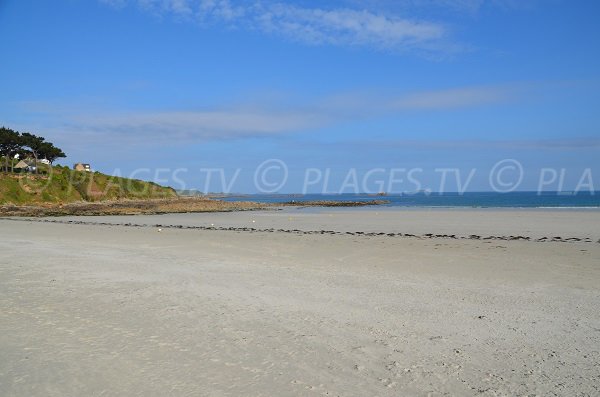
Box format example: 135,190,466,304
14,160,29,170
73,163,91,172
39,158,51,165
14,160,36,173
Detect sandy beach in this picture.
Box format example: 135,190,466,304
1,209,599,396
35,207,600,241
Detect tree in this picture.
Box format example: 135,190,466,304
19,132,46,173
0,128,67,173
0,127,21,172
39,142,66,164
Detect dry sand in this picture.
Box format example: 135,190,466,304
1,209,599,396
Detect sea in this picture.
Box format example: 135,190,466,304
221,191,600,208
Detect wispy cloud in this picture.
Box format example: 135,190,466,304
65,108,329,143
342,0,537,15
100,0,449,52
351,137,600,150
390,85,514,110
10,83,524,145
321,84,516,116
251,3,444,49
287,136,600,154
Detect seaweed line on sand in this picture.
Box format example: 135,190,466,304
1,216,597,244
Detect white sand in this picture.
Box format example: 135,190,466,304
1,210,599,396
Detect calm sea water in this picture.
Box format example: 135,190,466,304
222,192,600,208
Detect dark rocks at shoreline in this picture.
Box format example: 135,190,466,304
280,200,390,207
0,198,392,217
2,217,596,244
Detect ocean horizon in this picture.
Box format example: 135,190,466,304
220,191,600,208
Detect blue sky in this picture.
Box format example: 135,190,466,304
1,0,599,192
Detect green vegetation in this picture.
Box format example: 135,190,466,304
0,164,177,205
1,125,177,205
1,127,65,172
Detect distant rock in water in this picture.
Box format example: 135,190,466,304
281,200,389,207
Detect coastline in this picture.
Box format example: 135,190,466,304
0,197,388,217
8,207,598,243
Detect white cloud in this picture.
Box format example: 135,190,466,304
101,0,448,51
252,4,444,48
321,85,516,115
68,108,328,142
10,105,331,145
11,84,523,145
343,0,535,15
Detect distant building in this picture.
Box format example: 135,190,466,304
14,160,36,173
73,163,91,172
14,160,29,170
39,158,51,165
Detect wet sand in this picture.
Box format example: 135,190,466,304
25,207,600,241
1,209,599,396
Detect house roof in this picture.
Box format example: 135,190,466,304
14,160,30,169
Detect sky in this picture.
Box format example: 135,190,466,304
1,0,599,193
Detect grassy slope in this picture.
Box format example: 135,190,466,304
0,164,177,205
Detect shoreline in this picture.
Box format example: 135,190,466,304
3,216,597,244
4,207,599,243
0,197,389,217
2,199,599,218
